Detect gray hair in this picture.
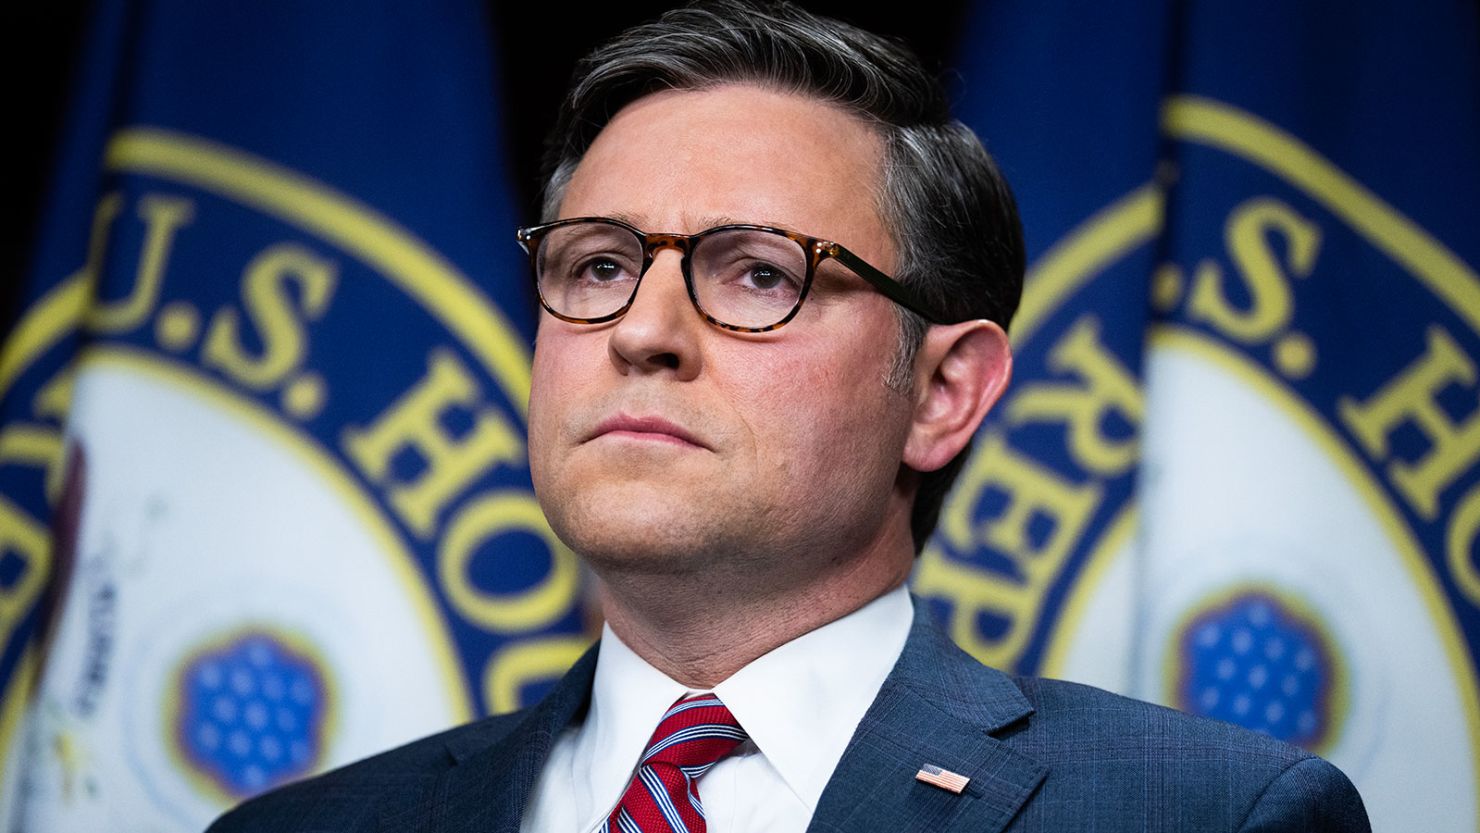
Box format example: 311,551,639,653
539,0,1024,551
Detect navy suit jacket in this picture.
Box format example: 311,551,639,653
208,602,1370,832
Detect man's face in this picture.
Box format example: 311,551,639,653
528,85,916,586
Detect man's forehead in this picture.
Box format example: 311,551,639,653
583,84,884,172
555,84,894,269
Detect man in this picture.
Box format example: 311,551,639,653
210,2,1369,831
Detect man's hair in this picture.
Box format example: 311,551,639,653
540,0,1025,553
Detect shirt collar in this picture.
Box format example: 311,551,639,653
713,585,913,809
581,585,914,815
578,621,690,823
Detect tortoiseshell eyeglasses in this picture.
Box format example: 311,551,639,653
515,217,945,332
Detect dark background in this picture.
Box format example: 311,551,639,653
3,1,971,341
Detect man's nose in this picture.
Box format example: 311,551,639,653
606,249,703,377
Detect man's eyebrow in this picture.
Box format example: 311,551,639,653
602,212,764,232
692,214,754,229
607,210,648,228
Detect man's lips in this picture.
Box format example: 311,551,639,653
588,414,708,449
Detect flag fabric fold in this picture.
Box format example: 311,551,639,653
0,2,586,829
923,3,1480,831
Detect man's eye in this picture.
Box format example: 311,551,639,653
733,262,799,293
581,257,627,282
747,265,786,290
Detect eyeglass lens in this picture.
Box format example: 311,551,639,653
534,223,809,329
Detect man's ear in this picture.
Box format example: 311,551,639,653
902,320,1012,472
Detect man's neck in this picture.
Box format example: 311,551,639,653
594,546,912,688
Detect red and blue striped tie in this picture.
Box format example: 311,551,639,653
603,694,748,833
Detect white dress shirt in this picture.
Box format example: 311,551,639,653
520,585,914,833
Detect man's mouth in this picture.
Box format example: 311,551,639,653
588,414,708,449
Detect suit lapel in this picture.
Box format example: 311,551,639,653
382,643,599,833
807,602,1046,833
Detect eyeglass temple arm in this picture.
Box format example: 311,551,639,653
830,246,945,324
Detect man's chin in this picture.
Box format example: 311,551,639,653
550,497,755,578
571,533,726,582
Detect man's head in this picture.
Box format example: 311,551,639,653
525,1,1021,599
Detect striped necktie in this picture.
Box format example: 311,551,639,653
604,694,748,833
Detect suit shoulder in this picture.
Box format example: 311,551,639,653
207,710,529,833
1244,754,1370,832
1006,676,1368,830
1013,674,1310,766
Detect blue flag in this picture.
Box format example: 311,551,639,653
0,2,587,828
920,2,1480,830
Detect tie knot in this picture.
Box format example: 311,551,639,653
639,694,748,771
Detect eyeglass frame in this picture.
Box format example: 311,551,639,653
515,216,946,333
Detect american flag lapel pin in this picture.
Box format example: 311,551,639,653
915,763,970,794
